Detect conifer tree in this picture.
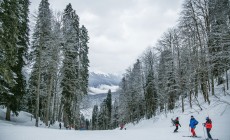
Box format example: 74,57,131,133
29,0,53,127
0,0,29,121
111,98,119,129
105,89,112,129
61,3,80,128
79,25,90,95
142,49,158,118
92,105,99,130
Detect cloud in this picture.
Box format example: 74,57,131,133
30,0,183,75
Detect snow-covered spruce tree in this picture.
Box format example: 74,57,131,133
0,0,18,96
79,25,89,95
61,3,89,129
105,89,112,129
92,104,99,130
71,25,90,128
118,77,130,124
97,101,106,130
16,0,30,112
29,0,53,127
132,59,145,122
111,98,119,129
11,0,30,116
0,0,29,121
141,48,158,118
94,90,112,130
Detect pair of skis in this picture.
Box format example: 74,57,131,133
182,136,219,140
182,136,202,138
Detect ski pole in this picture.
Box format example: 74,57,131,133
202,124,206,139
188,126,190,136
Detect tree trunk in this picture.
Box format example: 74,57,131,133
52,81,57,122
189,90,192,108
208,79,211,92
211,74,215,95
195,73,199,97
58,102,63,122
35,53,41,127
45,74,54,126
5,106,11,121
182,95,184,113
63,107,68,128
73,93,77,129
226,69,229,90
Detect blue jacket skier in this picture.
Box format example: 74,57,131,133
189,116,198,137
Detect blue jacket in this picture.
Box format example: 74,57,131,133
189,118,198,128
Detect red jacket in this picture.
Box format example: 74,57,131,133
205,119,212,129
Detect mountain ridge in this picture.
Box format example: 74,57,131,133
88,72,121,88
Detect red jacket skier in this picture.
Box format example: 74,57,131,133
203,117,212,139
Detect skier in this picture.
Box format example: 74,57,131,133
85,119,89,130
59,122,61,129
189,115,199,137
120,123,124,130
173,117,181,132
203,117,212,139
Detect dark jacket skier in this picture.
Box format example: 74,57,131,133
173,117,181,132
203,117,212,139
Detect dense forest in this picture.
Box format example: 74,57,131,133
0,0,89,129
0,0,230,131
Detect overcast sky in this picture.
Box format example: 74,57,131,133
30,0,183,75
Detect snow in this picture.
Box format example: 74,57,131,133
1,94,230,140
1,79,230,140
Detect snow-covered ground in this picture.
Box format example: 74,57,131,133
1,82,230,140
1,94,230,140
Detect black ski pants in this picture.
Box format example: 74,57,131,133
206,128,212,139
174,126,178,132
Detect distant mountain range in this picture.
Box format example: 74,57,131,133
82,72,121,118
88,72,122,95
88,72,122,88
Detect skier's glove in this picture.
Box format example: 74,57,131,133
202,123,205,127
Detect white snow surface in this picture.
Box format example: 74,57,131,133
1,95,230,140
